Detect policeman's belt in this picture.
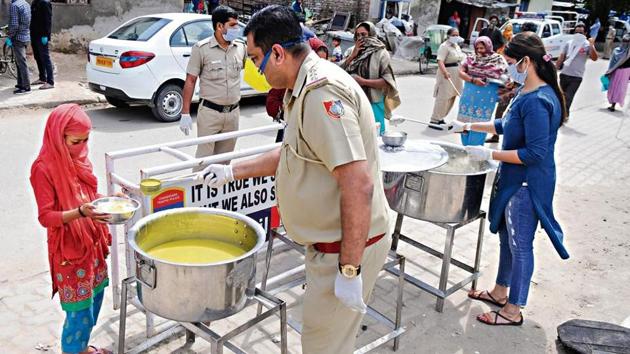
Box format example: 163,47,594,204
202,99,239,113
313,233,385,254
444,63,459,68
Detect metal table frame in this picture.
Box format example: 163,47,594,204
386,211,486,312
258,228,407,353
118,277,288,354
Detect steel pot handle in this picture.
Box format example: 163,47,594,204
135,253,157,289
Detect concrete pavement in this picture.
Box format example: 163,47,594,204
0,58,629,353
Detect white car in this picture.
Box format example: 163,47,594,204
469,17,572,59
86,13,258,122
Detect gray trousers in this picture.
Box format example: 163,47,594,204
14,41,30,90
560,74,582,114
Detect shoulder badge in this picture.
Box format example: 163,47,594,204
196,37,212,47
323,100,344,120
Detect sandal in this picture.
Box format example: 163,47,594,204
477,310,523,326
468,290,507,307
89,346,113,354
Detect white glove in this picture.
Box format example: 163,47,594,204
334,272,367,314
179,113,193,135
449,120,471,133
465,146,494,161
199,164,234,188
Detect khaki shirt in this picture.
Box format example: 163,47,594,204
186,36,246,105
437,42,465,65
276,52,390,245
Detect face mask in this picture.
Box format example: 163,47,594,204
507,58,528,85
223,26,240,42
67,142,87,159
258,37,305,75
448,36,463,45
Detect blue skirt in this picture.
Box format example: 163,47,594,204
457,82,499,146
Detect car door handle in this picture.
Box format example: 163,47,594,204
183,54,191,57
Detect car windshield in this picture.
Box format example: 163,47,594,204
109,17,171,41
511,22,540,34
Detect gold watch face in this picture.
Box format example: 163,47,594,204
341,264,358,278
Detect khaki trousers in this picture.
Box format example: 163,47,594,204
195,104,240,170
430,96,457,122
430,66,461,122
301,234,391,354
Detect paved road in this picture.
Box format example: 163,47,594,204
1,59,629,353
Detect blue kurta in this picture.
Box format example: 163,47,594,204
458,81,500,145
490,85,569,259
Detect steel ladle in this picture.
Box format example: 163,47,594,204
390,116,450,131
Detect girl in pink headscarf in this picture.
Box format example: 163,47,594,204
30,104,113,354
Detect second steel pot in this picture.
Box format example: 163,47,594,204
383,141,496,223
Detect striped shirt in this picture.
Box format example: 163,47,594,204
9,0,31,43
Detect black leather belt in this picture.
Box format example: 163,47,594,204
444,63,459,68
202,100,239,113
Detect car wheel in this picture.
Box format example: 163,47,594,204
105,96,130,108
152,84,183,122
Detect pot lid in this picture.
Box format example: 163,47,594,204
379,139,449,172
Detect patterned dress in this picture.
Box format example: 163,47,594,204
31,162,110,312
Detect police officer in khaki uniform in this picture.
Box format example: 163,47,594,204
198,6,391,353
430,27,465,127
180,6,246,165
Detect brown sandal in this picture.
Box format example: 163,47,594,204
477,310,524,326
468,290,508,307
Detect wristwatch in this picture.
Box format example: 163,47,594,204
339,263,361,278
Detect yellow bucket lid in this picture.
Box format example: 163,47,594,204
140,178,162,194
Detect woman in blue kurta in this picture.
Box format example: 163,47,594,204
451,32,568,326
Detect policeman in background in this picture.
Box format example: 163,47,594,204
198,6,391,354
180,5,246,168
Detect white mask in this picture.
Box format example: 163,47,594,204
448,36,463,45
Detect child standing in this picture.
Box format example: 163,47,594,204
30,104,113,354
331,36,344,63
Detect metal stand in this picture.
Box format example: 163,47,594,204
118,277,288,354
258,228,407,353
387,211,486,312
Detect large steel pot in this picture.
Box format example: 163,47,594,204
127,207,266,322
383,141,496,223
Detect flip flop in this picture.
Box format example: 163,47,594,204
89,346,113,354
468,290,507,307
477,310,524,326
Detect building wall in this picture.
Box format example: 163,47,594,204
410,0,442,35
302,0,371,26
1,0,182,53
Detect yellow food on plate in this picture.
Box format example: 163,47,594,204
98,199,136,214
146,239,247,264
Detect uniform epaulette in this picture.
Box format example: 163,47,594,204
196,37,212,47
304,65,329,91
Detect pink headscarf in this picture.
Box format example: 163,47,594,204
475,36,494,55
463,36,507,80
31,104,109,264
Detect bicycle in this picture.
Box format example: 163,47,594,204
0,25,17,79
